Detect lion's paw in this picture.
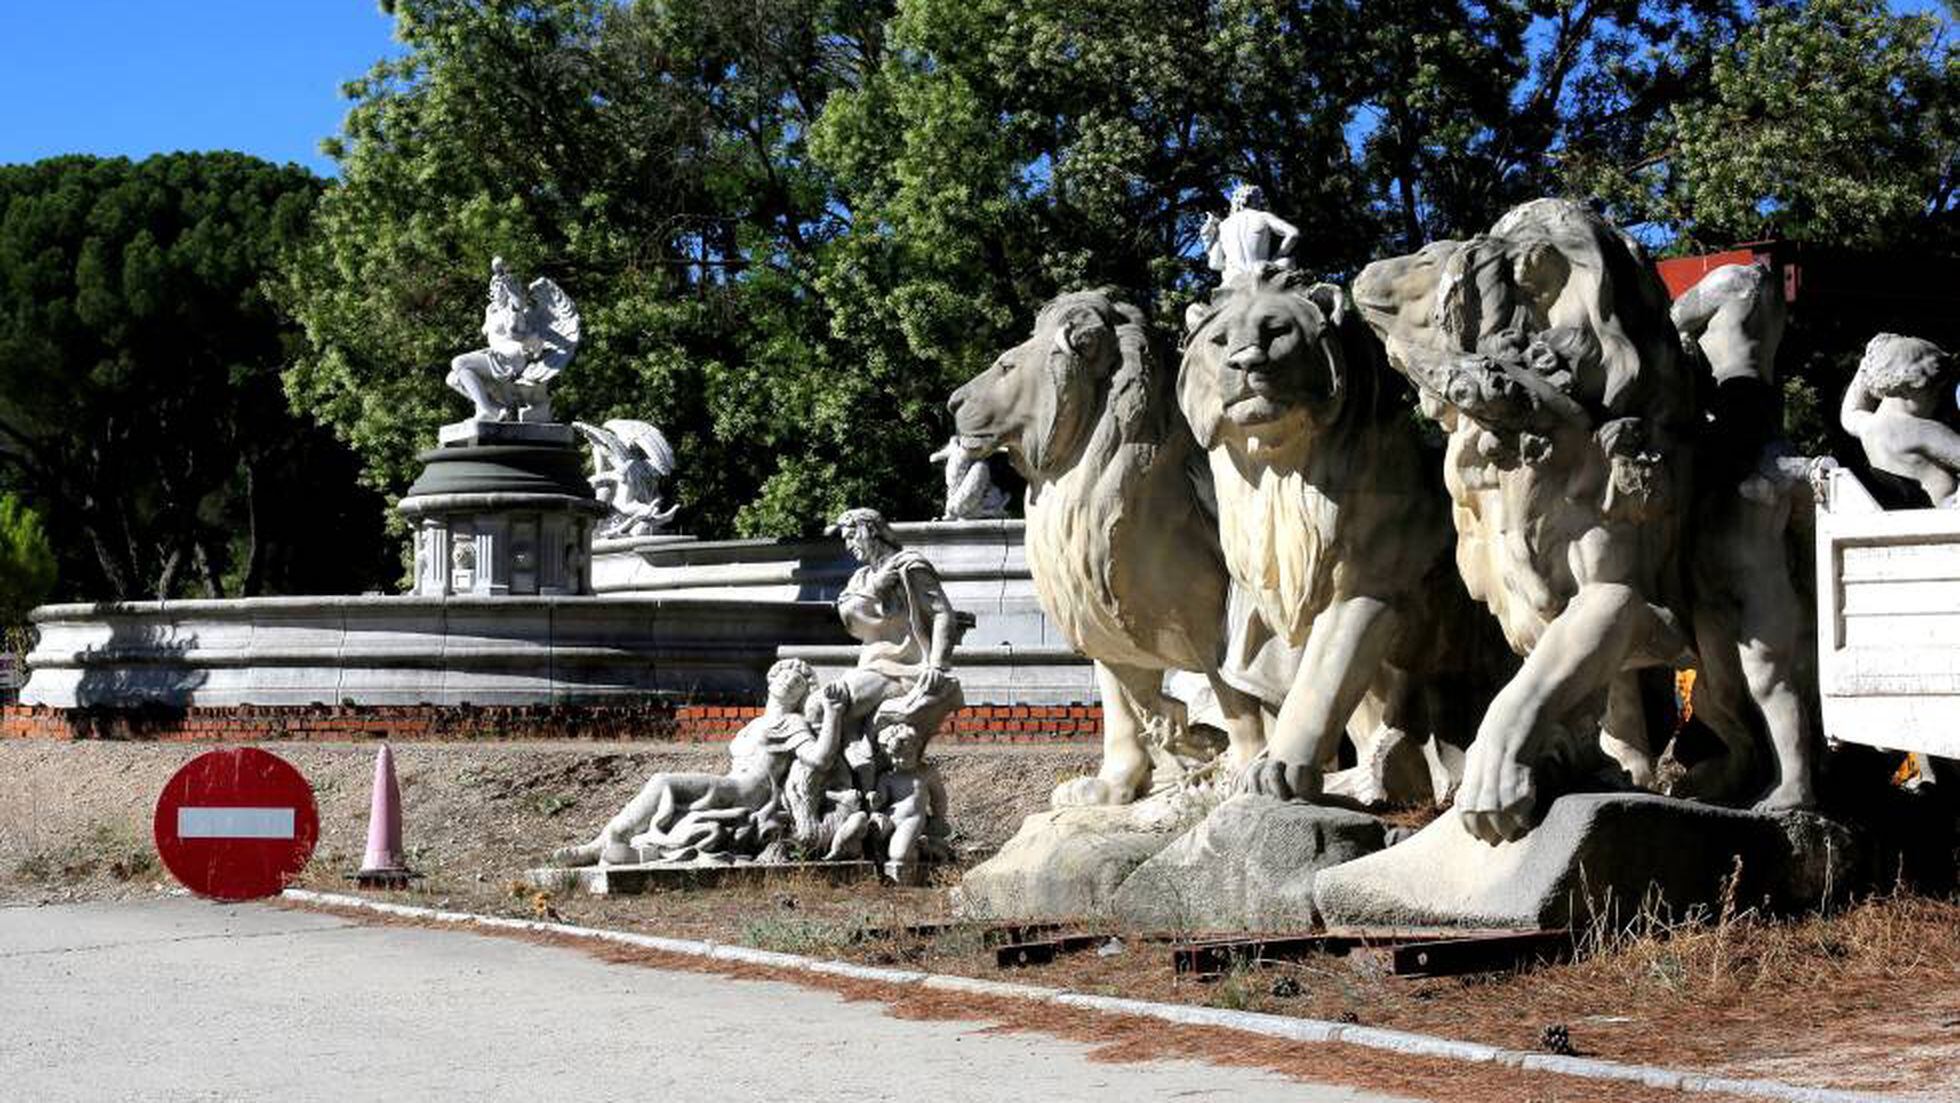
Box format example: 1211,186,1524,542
1233,755,1323,803
1050,775,1136,808
1456,743,1537,845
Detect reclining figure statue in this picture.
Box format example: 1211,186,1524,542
550,658,836,867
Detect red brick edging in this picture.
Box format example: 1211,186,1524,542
0,702,1102,745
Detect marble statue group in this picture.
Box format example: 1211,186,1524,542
497,181,1957,921
948,189,1960,924
552,507,959,882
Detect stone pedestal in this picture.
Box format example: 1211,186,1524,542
1109,797,1385,932
527,860,879,896
399,421,608,597
1312,793,1871,930
954,799,1195,920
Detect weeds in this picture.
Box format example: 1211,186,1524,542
741,914,864,955
11,820,154,886
1557,874,1960,1006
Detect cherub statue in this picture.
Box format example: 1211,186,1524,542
574,418,680,536
861,720,951,881
1840,333,1960,507
550,658,831,866
445,257,580,423
1201,183,1300,278
927,435,1010,520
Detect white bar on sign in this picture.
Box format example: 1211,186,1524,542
177,807,296,840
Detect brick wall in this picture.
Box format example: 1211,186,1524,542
0,701,1102,744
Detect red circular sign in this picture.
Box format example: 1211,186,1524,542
153,748,319,901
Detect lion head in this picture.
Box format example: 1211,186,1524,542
948,289,1164,481
1352,198,1680,425
1178,267,1363,455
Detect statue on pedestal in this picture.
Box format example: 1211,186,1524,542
549,510,969,876
1840,333,1960,506
1177,265,1494,808
1201,184,1299,278
445,257,580,424
949,290,1266,808
1352,198,1823,843
927,436,1011,520
820,508,968,789
574,418,681,536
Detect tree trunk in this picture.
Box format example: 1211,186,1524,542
153,547,181,602
240,463,264,597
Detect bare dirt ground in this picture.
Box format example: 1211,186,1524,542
4,739,1954,1100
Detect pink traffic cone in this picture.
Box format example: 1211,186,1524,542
353,745,417,888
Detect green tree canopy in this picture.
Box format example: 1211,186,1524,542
283,0,1960,545
1573,0,1960,252
0,493,55,627
0,153,391,600
281,0,901,537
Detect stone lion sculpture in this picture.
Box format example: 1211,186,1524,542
1178,266,1499,805
1351,199,1702,844
948,289,1262,805
1353,199,1823,843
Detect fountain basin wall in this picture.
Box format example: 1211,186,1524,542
595,519,1099,705
19,595,844,709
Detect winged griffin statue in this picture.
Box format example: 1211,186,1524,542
574,419,680,537
445,257,580,423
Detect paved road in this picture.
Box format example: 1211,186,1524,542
0,898,1420,1103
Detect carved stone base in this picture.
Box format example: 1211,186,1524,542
1313,793,1870,930
953,798,1195,921
399,423,607,597
1109,796,1385,932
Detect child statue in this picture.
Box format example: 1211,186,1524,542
1841,333,1960,507
863,720,951,883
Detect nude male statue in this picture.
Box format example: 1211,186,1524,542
1201,183,1300,277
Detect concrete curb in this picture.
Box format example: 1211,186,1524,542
281,889,1904,1103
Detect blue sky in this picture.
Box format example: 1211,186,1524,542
0,1,401,175
0,1,1949,178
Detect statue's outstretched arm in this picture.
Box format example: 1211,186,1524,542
1839,373,1880,438
1270,214,1301,260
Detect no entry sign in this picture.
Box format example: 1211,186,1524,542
153,748,320,901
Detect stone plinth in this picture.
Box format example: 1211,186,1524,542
1816,467,1960,759
954,801,1193,920
1109,797,1385,932
1313,793,1869,930
400,421,607,597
